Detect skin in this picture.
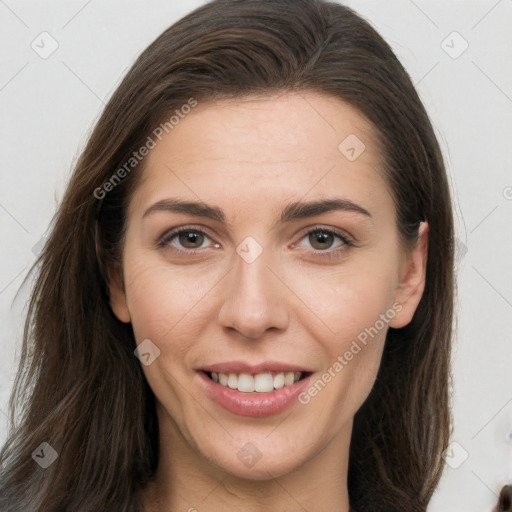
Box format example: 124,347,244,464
108,91,428,512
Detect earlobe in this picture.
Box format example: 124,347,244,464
107,264,131,324
389,221,429,329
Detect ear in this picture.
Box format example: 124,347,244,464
107,263,131,324
389,221,429,329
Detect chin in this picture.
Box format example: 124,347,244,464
196,433,311,481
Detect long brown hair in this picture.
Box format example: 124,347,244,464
0,1,457,510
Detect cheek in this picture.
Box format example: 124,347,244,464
123,254,223,348
293,268,393,421
288,253,397,343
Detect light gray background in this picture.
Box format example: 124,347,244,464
1,1,511,510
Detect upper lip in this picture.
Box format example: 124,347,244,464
198,361,312,374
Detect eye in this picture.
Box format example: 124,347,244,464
158,226,218,253
294,226,354,258
157,224,354,259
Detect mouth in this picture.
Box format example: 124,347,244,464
197,368,314,417
201,370,312,393
196,361,315,417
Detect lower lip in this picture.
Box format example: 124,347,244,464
197,371,313,418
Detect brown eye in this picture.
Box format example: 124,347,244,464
309,230,336,250
293,226,353,260
177,231,205,249
158,227,215,253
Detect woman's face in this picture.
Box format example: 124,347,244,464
110,91,427,480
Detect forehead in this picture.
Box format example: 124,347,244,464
150,92,378,161
129,91,391,220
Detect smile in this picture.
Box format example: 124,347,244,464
197,365,314,417
206,370,308,393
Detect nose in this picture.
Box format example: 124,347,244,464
217,247,289,340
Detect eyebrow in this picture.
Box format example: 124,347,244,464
143,197,373,225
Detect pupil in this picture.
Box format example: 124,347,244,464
180,232,203,248
311,231,332,250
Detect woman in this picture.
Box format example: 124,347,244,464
0,0,460,510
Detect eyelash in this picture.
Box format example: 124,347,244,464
157,224,355,260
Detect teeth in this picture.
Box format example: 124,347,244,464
284,371,295,386
273,372,285,389
227,374,238,389
210,370,304,393
238,373,255,392
254,372,273,392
